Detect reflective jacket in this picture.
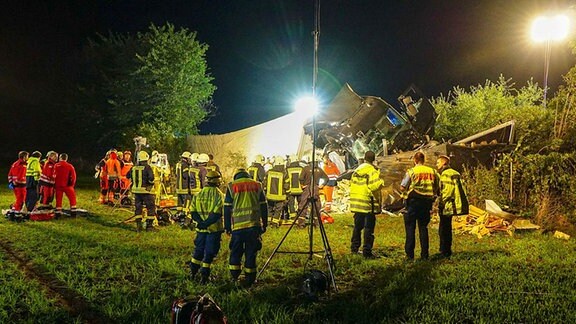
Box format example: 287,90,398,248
39,159,56,186
224,176,267,231
175,159,192,194
404,165,439,199
8,159,27,187
323,160,340,186
248,163,265,183
439,167,469,216
285,162,303,195
105,158,122,180
130,163,155,194
120,161,133,178
349,163,384,213
191,186,224,233
26,157,42,180
265,166,287,202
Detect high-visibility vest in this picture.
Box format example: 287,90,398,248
226,178,265,231
349,163,383,213
266,170,286,201
26,157,42,180
440,168,469,216
205,165,217,173
191,186,224,233
175,161,191,194
120,161,133,177
248,165,261,182
189,166,201,195
286,166,303,195
406,165,437,198
131,165,153,194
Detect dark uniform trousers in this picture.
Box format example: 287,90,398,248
404,197,433,259
229,227,262,282
177,193,192,210
134,193,156,217
191,232,222,277
438,209,453,257
25,176,39,211
351,212,376,254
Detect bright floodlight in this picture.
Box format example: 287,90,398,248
294,96,319,116
531,14,570,42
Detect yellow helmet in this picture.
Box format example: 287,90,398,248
254,154,265,164
191,152,199,162
206,170,221,185
137,151,149,162
181,151,192,159
197,153,209,164
274,155,285,166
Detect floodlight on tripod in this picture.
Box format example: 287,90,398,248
257,0,337,295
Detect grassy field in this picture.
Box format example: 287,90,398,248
1,180,575,323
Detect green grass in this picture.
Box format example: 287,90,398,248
1,181,576,323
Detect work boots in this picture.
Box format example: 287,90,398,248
135,219,143,232
145,219,158,232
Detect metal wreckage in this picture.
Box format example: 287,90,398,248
306,83,516,213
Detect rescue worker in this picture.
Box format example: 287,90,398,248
248,154,266,183
265,156,288,227
285,154,303,220
297,156,328,228
25,151,42,211
175,151,193,214
95,151,110,204
349,151,384,259
129,151,157,232
193,153,209,192
206,153,220,173
105,150,122,204
8,151,29,212
224,168,268,287
38,151,58,209
54,153,77,218
322,153,341,213
400,152,440,260
436,155,468,259
188,170,225,284
120,150,133,191
189,152,201,197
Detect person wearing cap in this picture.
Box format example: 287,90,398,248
25,151,42,211
224,168,268,287
54,153,77,217
400,152,440,260
175,151,193,214
8,151,29,212
349,151,384,259
38,151,58,209
128,151,157,232
436,155,468,259
265,156,288,227
248,154,266,183
187,170,225,284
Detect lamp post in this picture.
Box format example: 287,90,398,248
530,14,570,106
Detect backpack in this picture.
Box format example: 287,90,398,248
171,294,227,324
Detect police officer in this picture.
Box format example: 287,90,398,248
188,170,225,284
129,151,157,232
400,152,440,260
224,168,268,287
25,151,42,211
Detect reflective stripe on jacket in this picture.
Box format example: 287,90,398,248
191,186,224,233
349,162,383,213
440,167,469,216
286,165,303,195
266,170,286,201
131,165,154,194
26,157,42,180
175,160,191,194
225,178,266,231
406,165,438,198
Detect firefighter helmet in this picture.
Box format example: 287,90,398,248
274,156,285,166
191,152,199,162
254,154,265,164
206,170,221,185
233,168,249,179
137,151,150,162
289,154,298,163
181,151,192,159
197,153,209,163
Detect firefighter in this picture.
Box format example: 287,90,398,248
206,153,220,173
120,150,133,190
105,150,122,204
248,154,266,183
25,151,42,211
38,151,58,209
322,153,341,213
95,151,111,204
8,151,29,212
349,151,384,259
175,151,193,214
285,154,303,220
224,168,268,287
54,153,77,218
436,155,468,259
297,156,328,228
400,151,440,260
265,156,288,227
188,170,225,284
129,151,157,232
190,153,208,195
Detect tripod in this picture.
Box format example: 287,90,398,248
257,0,336,292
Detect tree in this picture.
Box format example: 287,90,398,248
76,23,216,159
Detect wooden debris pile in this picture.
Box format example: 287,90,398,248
452,204,540,238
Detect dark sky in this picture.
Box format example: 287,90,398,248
1,0,575,143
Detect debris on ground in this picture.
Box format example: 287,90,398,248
553,230,571,240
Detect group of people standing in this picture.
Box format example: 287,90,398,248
8,150,77,216
349,150,467,261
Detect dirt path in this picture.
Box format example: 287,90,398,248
0,239,115,324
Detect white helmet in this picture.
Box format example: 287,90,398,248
181,151,192,159
197,153,209,164
190,152,199,162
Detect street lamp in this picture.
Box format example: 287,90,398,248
530,14,570,106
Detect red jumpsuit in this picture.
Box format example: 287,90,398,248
54,160,77,211
8,159,27,211
39,159,56,207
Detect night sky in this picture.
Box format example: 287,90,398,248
1,0,575,157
